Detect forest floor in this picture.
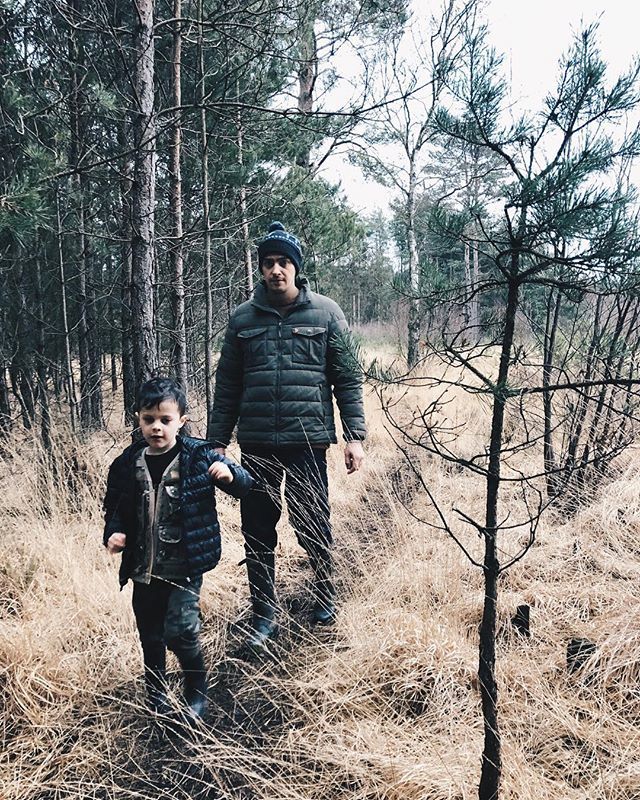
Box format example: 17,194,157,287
3,357,640,799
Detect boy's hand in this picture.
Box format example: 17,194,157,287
208,462,234,484
107,533,126,554
344,441,365,474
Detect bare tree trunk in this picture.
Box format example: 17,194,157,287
236,96,253,300
67,1,90,430
131,0,158,386
470,240,480,332
57,192,78,432
543,288,562,497
118,123,136,423
463,240,471,331
87,234,103,425
110,325,118,392
406,159,421,367
34,251,52,453
198,0,214,438
64,0,103,430
478,273,520,800
295,4,316,168
566,295,603,470
169,0,188,391
0,365,10,434
10,255,36,430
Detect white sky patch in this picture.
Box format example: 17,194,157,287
328,0,640,216
487,0,638,103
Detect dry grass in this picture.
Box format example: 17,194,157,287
2,376,640,800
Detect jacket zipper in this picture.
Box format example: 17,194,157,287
142,457,156,584
276,318,282,446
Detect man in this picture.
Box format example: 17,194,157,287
211,220,366,650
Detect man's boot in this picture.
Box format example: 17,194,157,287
245,548,278,651
143,644,171,716
178,649,208,722
311,549,336,624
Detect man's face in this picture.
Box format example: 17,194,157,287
261,252,297,297
136,400,186,454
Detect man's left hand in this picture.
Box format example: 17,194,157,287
344,441,364,474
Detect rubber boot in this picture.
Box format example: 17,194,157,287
245,548,278,651
178,649,208,723
143,643,171,716
311,550,336,624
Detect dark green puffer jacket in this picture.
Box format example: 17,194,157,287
211,279,366,448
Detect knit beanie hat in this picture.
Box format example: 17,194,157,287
257,221,303,274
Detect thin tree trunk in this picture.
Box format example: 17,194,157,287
0,365,10,433
57,192,78,432
295,4,316,168
566,295,603,469
34,250,52,453
131,0,158,386
406,159,421,367
464,240,471,331
543,288,562,497
10,255,36,430
119,124,136,423
76,185,92,428
582,296,633,468
478,265,521,800
87,230,103,425
471,240,480,332
169,0,188,391
199,0,214,437
236,93,253,300
67,0,91,430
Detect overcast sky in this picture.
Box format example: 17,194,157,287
487,0,638,106
333,0,640,215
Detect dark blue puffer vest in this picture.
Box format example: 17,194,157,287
103,435,253,586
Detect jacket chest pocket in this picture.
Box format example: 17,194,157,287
238,327,268,367
291,326,326,365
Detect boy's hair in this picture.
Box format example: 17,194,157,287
135,377,187,415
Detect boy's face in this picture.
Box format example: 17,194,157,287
136,400,186,454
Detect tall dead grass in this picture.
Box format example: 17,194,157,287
2,380,640,799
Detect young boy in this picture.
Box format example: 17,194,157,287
102,377,253,722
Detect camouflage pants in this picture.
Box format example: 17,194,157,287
132,576,203,661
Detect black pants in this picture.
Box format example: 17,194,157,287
240,447,331,557
132,576,203,663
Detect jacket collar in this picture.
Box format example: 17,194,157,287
251,278,311,313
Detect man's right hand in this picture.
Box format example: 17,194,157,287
107,533,126,554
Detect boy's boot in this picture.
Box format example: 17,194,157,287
178,649,208,722
143,645,171,716
311,549,336,624
245,548,278,651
